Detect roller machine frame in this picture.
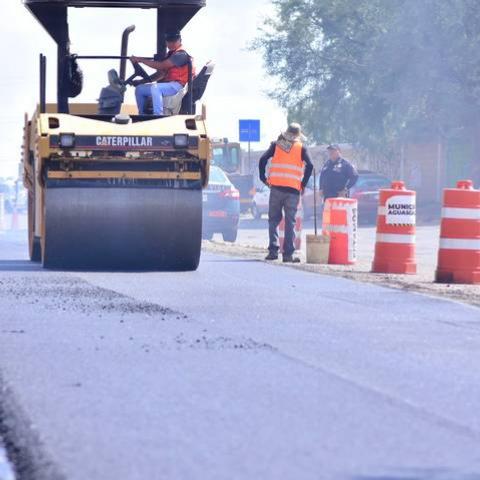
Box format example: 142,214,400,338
22,0,212,270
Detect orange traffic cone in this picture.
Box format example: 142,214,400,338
372,181,417,274
322,197,358,265
435,180,480,284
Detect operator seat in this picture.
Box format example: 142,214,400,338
163,83,189,116
142,62,215,116
97,69,126,115
180,61,215,114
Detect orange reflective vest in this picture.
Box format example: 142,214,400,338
268,141,304,191
164,46,195,86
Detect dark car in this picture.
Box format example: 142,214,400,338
350,170,391,224
202,166,240,242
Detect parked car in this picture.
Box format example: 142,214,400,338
202,166,240,242
350,170,391,224
252,180,323,220
252,184,270,219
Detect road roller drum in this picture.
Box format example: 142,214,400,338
43,187,202,270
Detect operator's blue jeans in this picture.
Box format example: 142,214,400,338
135,81,183,115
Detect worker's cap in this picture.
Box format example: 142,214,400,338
282,123,305,142
165,31,182,42
327,144,341,151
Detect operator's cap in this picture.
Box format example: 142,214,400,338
327,144,341,151
165,31,182,42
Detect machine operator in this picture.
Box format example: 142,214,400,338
131,31,194,115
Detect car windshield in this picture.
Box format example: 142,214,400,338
209,167,230,185
356,176,390,191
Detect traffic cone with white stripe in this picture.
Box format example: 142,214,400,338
372,181,417,274
322,197,358,265
435,180,480,284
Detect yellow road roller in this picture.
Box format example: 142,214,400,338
22,0,213,270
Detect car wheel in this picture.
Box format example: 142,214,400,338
252,203,261,220
222,227,238,243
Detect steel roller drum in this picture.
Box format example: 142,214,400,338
43,187,202,270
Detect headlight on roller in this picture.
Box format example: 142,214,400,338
173,134,189,149
59,133,76,148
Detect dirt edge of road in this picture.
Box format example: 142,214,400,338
0,375,65,480
203,241,480,308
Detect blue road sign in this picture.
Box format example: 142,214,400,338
239,119,261,143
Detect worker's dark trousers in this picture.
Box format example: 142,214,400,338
268,186,300,256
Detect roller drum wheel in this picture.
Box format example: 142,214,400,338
42,187,202,271
28,187,42,262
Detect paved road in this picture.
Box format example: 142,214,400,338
1,229,480,480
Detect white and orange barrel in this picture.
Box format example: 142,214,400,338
435,180,480,284
372,181,417,274
279,198,303,253
0,193,4,232
322,198,358,265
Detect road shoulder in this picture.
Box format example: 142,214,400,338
203,241,480,308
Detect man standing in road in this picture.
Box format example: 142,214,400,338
319,144,359,200
259,123,313,263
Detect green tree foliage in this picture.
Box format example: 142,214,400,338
255,0,480,149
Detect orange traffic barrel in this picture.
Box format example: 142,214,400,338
435,180,480,284
279,198,303,253
322,197,358,265
372,181,417,274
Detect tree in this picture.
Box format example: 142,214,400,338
254,0,480,152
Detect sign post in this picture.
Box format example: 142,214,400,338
239,119,261,166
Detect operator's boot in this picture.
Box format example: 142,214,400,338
283,255,301,264
265,251,279,261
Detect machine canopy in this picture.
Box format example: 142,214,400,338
24,0,206,43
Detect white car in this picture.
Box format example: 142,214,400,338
251,184,270,219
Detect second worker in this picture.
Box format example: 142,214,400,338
259,123,313,263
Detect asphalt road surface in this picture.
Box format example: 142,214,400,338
1,228,480,480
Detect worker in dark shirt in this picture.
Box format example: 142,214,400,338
259,123,313,263
319,144,359,199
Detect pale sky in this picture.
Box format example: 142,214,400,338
0,0,285,177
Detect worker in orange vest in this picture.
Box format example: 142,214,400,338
259,123,313,263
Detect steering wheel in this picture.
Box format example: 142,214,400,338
123,58,153,86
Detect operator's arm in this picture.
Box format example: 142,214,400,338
259,143,276,185
131,56,174,72
131,71,164,87
301,147,313,189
